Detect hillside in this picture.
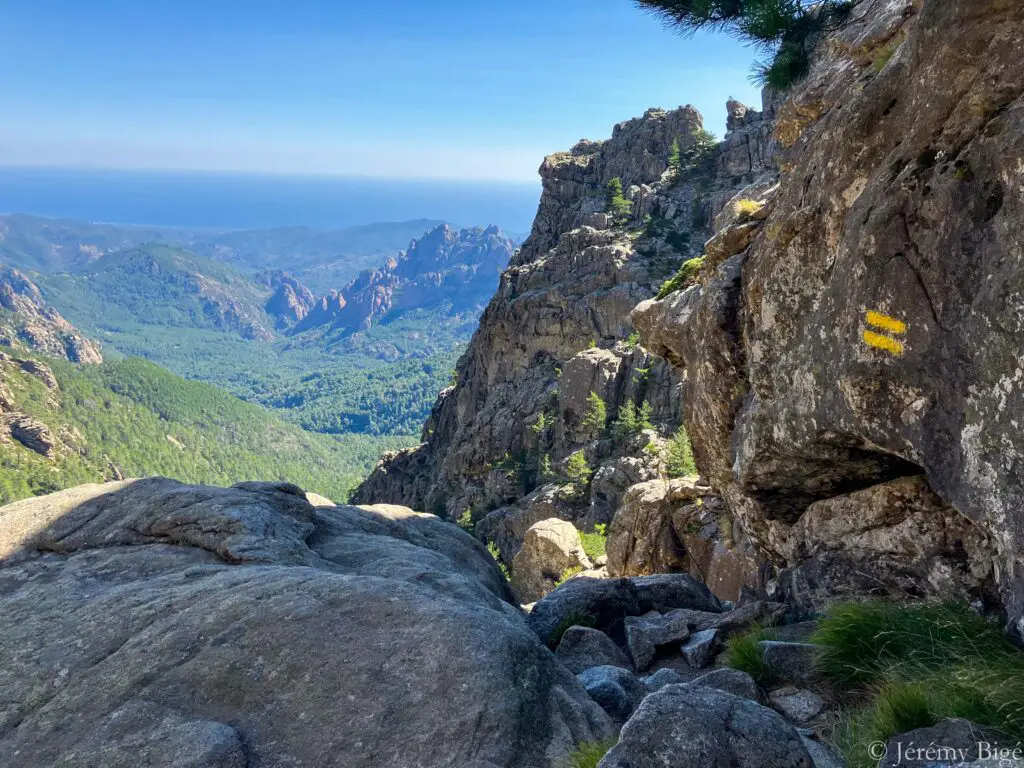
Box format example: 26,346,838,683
0,351,412,504
22,223,516,438
0,265,103,363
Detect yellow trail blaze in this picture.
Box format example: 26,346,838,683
863,330,905,356
865,310,907,335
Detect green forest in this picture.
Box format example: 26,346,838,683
0,354,415,505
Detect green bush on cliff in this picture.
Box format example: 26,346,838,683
635,0,857,88
657,256,706,298
565,450,593,494
611,401,653,441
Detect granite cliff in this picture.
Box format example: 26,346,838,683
359,0,1024,632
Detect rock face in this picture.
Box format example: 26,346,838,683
0,478,613,767
291,224,515,335
353,106,735,517
0,265,103,363
632,0,1024,629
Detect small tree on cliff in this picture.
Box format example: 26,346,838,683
606,178,633,220
634,0,856,88
582,391,608,437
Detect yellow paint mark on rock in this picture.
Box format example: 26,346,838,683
863,330,905,356
866,310,907,335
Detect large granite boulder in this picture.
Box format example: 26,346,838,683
597,684,813,767
511,518,592,602
0,478,613,767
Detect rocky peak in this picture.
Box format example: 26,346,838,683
290,224,516,336
261,271,316,329
517,106,705,266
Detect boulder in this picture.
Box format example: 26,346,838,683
527,574,723,648
641,668,687,692
7,415,59,458
680,628,718,669
0,478,613,767
577,666,649,726
881,719,996,768
597,684,813,768
511,518,592,602
624,611,692,670
476,485,575,566
758,641,823,686
556,626,633,674
768,686,826,725
690,668,763,703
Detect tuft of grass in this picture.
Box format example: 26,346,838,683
547,610,598,650
561,738,617,768
580,524,607,562
732,198,764,218
724,625,778,686
811,601,1012,687
814,601,1024,768
656,256,706,299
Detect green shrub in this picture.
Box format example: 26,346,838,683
606,178,633,219
624,332,641,351
561,739,617,768
665,425,697,478
725,625,778,686
556,565,585,587
581,391,608,436
580,523,608,561
565,450,593,494
733,198,764,218
656,256,706,299
456,508,475,533
487,541,511,582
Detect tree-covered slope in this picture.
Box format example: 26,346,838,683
0,352,413,504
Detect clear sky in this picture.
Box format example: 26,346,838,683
0,0,763,182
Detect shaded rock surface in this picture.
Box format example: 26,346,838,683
597,684,813,768
556,626,633,675
0,478,613,767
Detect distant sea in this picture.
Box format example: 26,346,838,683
0,166,541,234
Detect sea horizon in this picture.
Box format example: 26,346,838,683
0,165,541,234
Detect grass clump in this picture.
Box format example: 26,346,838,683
561,738,616,768
724,625,778,686
580,523,608,561
732,198,764,218
556,565,585,587
812,601,1024,768
665,425,697,478
656,256,706,299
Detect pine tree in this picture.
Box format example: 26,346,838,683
668,138,683,172
565,450,593,494
606,178,633,220
582,391,608,436
612,402,640,441
665,425,697,478
634,0,856,89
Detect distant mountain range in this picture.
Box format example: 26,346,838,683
0,213,520,442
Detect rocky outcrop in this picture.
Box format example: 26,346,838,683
291,224,515,335
261,271,315,328
354,104,762,519
0,478,613,767
634,0,1024,629
0,265,102,363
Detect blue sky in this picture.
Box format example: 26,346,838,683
0,0,763,182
